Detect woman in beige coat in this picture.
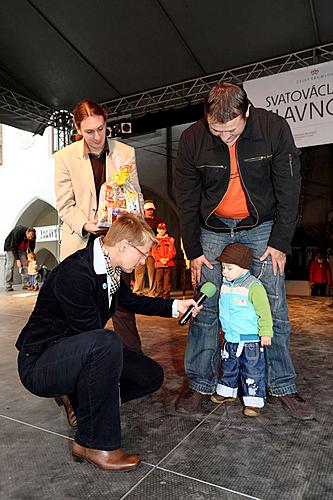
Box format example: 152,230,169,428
55,101,142,261
55,99,144,373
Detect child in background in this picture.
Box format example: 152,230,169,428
211,243,273,417
152,222,176,299
27,252,38,291
309,253,332,296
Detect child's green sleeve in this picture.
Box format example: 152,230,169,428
248,283,273,337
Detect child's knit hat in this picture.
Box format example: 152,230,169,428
216,243,252,269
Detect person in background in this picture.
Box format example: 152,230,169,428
16,214,201,471
27,251,39,291
4,226,36,291
174,82,314,420
133,200,164,296
212,243,273,417
152,222,176,299
309,253,332,296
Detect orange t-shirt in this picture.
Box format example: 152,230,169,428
215,143,249,219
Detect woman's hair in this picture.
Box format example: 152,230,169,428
104,213,156,247
204,82,248,123
72,100,108,141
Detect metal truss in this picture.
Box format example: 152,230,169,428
0,87,73,145
1,43,333,134
102,43,333,122
0,87,54,129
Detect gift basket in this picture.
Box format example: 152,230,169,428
97,165,144,227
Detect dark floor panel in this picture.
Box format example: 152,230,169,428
0,418,152,499
120,388,213,464
0,293,333,499
125,467,249,499
159,401,333,500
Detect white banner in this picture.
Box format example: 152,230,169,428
35,225,59,242
243,61,333,148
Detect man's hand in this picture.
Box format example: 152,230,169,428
16,260,22,268
83,219,107,236
261,336,272,347
176,298,202,318
260,246,286,276
190,255,213,285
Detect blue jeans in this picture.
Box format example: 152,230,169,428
185,220,297,396
217,341,266,408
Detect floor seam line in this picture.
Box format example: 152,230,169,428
0,414,74,440
155,465,263,499
119,405,221,499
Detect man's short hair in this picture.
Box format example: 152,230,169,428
104,213,156,247
26,228,36,236
204,82,249,123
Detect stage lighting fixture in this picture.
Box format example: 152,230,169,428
120,122,132,134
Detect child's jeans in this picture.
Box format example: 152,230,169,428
216,340,266,408
28,273,38,288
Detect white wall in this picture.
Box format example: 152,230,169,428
0,124,57,287
0,125,56,245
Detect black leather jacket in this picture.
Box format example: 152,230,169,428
174,107,301,259
4,225,35,259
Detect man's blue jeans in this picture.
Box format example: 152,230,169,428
185,221,297,396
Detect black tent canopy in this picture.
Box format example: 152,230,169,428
1,0,333,134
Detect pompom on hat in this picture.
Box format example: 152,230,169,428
216,243,253,269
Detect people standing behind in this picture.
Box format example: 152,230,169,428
174,82,314,420
133,200,164,296
211,243,273,417
4,226,36,291
16,214,201,471
309,253,332,296
27,252,39,291
152,222,176,299
55,99,143,353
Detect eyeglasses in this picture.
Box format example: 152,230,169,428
128,242,149,259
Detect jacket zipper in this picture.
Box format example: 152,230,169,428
236,145,259,229
196,164,227,169
288,154,293,177
205,142,259,233
243,154,272,162
205,148,232,233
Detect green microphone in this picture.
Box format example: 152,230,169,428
178,282,217,326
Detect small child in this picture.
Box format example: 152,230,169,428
211,243,273,417
27,252,39,291
152,222,176,299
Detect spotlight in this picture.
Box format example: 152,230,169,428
121,122,132,134
111,124,121,137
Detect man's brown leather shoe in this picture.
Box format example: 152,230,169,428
72,441,141,471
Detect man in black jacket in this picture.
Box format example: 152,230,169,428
174,82,313,420
4,225,36,291
16,214,200,471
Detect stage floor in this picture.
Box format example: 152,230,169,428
0,290,332,499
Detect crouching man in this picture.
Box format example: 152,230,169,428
16,214,200,471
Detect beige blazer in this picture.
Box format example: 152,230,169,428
55,138,142,261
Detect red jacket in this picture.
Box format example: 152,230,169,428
309,260,332,285
152,235,176,268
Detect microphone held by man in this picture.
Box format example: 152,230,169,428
178,282,217,326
